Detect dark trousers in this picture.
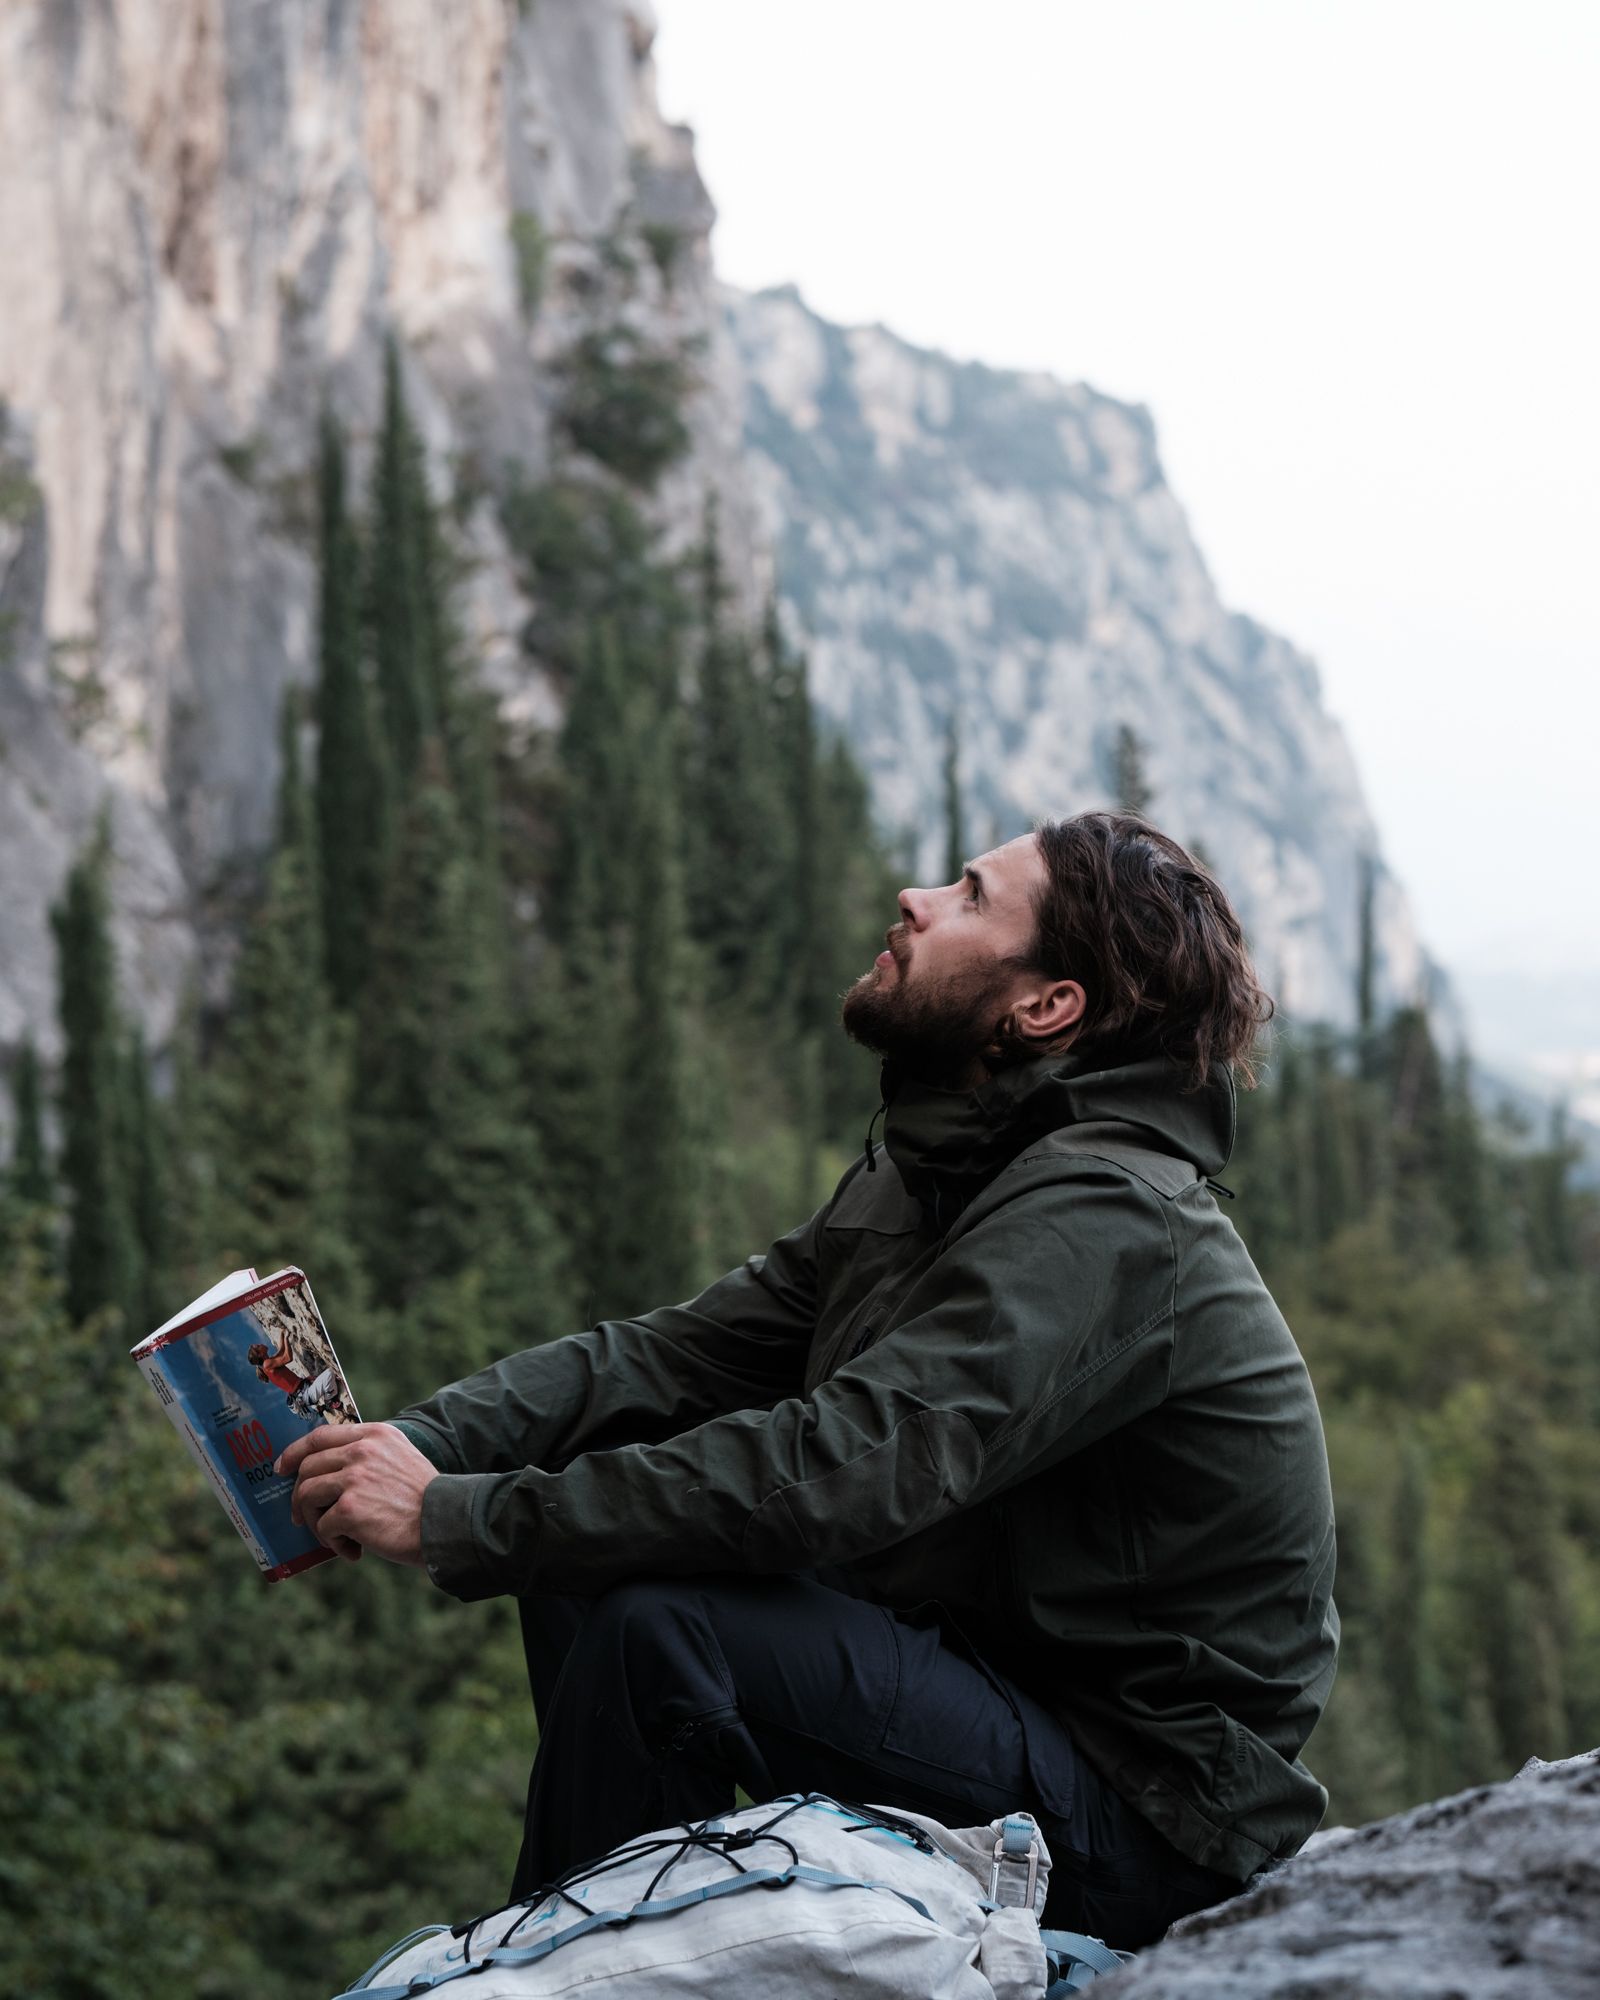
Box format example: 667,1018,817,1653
513,1572,1234,1949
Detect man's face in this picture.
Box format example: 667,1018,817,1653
841,833,1057,1088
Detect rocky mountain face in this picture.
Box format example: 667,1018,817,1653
0,0,759,1110
727,285,1433,1031
1104,1749,1600,1998
0,0,1432,1126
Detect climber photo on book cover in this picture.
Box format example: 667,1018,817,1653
246,1280,356,1425
131,1269,360,1581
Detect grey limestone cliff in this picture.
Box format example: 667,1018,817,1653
0,0,755,1110
727,284,1434,1030
1,0,1437,1125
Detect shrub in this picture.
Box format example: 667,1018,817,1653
555,328,693,486
510,211,549,322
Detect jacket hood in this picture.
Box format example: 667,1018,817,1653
880,1050,1236,1223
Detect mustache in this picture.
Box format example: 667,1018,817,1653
883,922,911,965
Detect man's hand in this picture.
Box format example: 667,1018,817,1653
277,1424,438,1568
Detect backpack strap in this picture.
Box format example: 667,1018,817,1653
1041,1926,1136,1992
987,1811,1043,1909
349,1865,935,1997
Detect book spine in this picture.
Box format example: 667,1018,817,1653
136,1349,274,1575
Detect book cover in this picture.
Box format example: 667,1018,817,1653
131,1267,360,1581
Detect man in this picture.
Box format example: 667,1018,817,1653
280,811,1338,1948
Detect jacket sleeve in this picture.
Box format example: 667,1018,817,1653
393,1192,826,1483
419,1165,1178,1601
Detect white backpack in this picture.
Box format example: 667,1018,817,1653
338,1793,1131,1999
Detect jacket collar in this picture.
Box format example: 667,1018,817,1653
879,1049,1236,1223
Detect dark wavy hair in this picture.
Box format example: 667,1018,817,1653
1022,812,1274,1087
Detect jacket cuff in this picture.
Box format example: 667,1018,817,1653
419,1471,530,1601
388,1416,463,1474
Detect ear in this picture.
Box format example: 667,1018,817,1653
1012,976,1086,1046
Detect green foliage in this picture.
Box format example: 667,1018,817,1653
510,210,550,321
17,316,1596,1998
1355,852,1378,1044
51,820,143,1333
352,756,570,1371
216,435,262,486
206,716,353,1292
943,714,964,885
1111,721,1153,816
0,1210,533,1996
316,413,392,1007
1231,1009,1600,1823
555,327,693,486
368,341,438,774
613,719,704,1312
640,221,684,286
7,1038,51,1206
500,473,890,1309
120,1028,170,1336
684,515,791,1004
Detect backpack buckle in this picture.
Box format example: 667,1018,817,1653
989,1814,1040,1907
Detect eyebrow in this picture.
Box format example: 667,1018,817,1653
963,865,987,906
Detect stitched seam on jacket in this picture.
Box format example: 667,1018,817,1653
741,1407,981,1563
1015,1142,1192,1183
944,1149,1184,1249
985,1306,1169,1456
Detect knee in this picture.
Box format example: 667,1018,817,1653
560,1576,740,1736
568,1577,694,1682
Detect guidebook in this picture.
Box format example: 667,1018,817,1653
130,1266,360,1581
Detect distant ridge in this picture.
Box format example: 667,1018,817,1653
727,282,1443,1035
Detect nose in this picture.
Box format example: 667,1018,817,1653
898,887,931,930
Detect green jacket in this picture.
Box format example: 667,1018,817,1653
397,1052,1338,1882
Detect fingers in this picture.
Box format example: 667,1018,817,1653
316,1496,366,1557
285,1446,357,1499
276,1424,361,1476
290,1468,349,1527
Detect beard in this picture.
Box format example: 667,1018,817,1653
841,932,1026,1089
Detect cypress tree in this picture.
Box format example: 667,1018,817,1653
522,837,622,1317
208,701,352,1288
315,413,392,1007
1355,853,1379,1072
1526,1105,1580,1275
613,719,701,1313
1475,1396,1569,1764
816,737,901,1137
51,822,143,1329
684,512,787,999
1113,723,1153,816
160,990,216,1297
353,753,569,1353
784,661,826,1021
368,340,435,776
1382,1436,1441,1801
1385,1006,1451,1248
120,1029,170,1335
766,614,828,1200
8,1039,51,1208
1306,1028,1359,1245
943,714,965,884
551,619,636,935
1440,1050,1494,1259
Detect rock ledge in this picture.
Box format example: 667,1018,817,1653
1104,1750,1600,1998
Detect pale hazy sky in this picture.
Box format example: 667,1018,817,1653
654,0,1599,1066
